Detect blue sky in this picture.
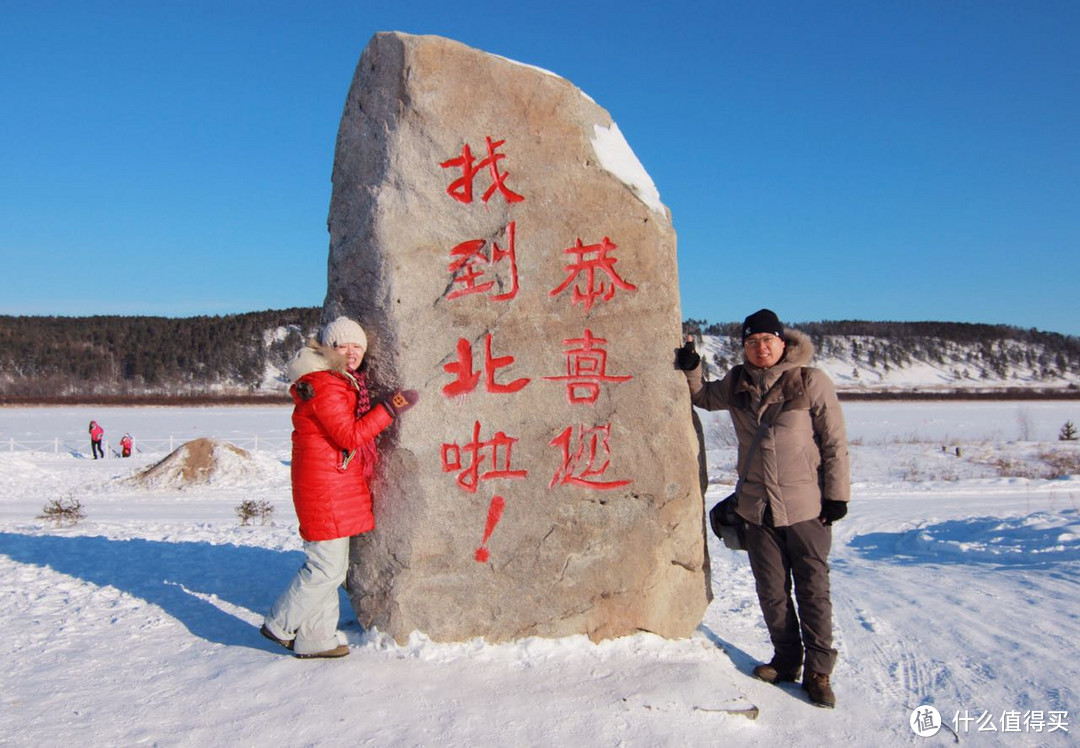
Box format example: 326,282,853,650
2,1,1078,334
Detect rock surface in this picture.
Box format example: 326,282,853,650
327,32,708,643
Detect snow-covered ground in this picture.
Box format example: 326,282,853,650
1,402,1078,746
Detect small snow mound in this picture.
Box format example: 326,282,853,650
133,438,257,489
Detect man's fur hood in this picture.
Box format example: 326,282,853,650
777,328,815,368
285,338,350,383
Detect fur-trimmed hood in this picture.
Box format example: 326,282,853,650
285,338,350,383
776,328,814,369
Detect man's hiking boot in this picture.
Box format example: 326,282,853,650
752,661,801,684
260,624,293,651
294,643,350,659
802,671,836,708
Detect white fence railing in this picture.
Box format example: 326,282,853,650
2,436,292,457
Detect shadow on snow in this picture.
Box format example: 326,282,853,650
850,509,1080,569
0,532,326,651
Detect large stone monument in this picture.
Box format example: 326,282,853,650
326,32,708,643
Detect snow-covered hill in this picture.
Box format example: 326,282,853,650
256,328,1080,397
696,332,1080,395
3,312,1076,398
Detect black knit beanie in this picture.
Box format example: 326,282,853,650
742,309,784,341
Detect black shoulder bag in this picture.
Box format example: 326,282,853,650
709,399,784,551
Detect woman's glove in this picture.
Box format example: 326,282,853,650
820,499,847,525
382,389,419,418
674,338,701,371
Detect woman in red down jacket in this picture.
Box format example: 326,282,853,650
88,420,105,459
262,316,418,659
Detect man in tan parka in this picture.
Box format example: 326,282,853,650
677,308,850,708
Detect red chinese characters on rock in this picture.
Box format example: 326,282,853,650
439,136,529,562
442,333,531,397
474,495,506,563
548,237,637,312
440,136,525,205
435,134,639,562
548,423,632,491
543,328,632,404
441,420,528,494
447,221,519,302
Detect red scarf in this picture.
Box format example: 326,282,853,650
350,368,378,480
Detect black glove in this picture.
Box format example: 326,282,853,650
820,499,847,525
674,339,701,371
382,389,419,418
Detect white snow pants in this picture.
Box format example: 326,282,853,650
264,537,349,655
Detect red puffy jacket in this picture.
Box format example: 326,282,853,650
289,344,393,542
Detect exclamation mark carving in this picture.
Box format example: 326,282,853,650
474,495,506,562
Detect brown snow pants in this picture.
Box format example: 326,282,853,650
745,517,838,675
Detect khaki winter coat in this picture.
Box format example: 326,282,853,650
686,329,850,527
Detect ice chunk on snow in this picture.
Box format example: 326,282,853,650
590,122,666,218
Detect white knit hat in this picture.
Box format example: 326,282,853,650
321,316,368,350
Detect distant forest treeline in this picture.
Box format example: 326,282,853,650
0,308,323,400
1,311,1077,402
685,318,1080,348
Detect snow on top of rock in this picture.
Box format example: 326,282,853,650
491,55,598,105
492,53,563,82
590,122,666,218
